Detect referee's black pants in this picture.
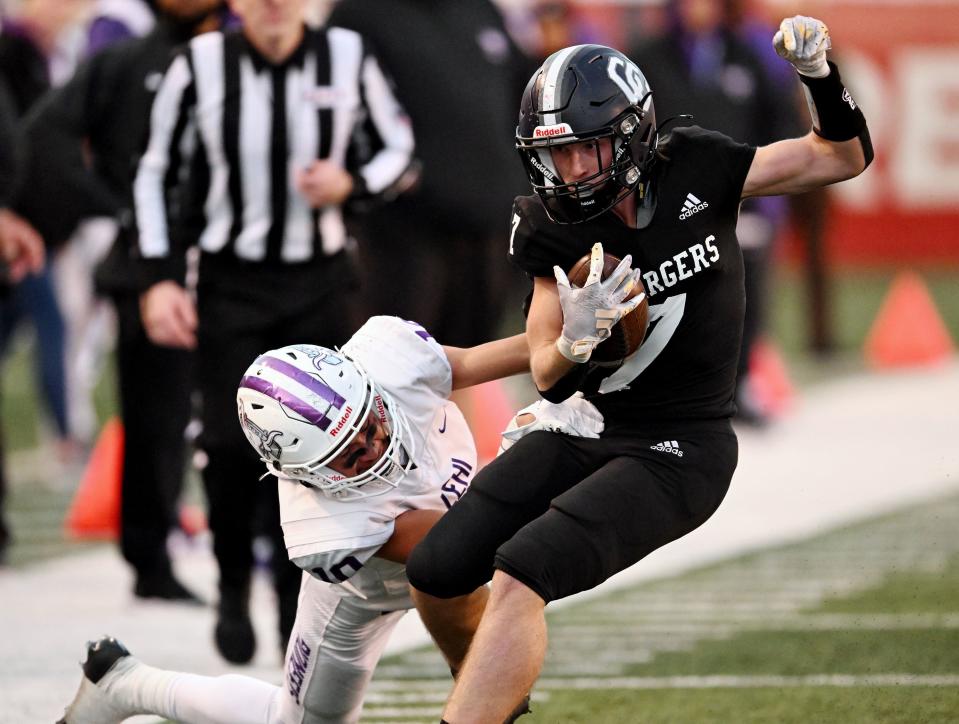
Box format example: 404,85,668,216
114,293,192,581
196,253,359,635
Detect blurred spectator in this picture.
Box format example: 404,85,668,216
0,77,44,284
135,0,415,664
86,0,156,54
0,72,44,565
326,0,532,344
629,0,804,426
527,0,604,60
326,0,533,428
49,0,160,448
20,0,232,603
0,0,92,460
44,0,156,448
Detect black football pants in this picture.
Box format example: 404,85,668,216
408,422,737,603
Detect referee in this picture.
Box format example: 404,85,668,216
134,0,415,664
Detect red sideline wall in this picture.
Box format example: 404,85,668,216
571,0,959,265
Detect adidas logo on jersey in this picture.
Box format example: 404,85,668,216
679,193,708,220
650,440,684,457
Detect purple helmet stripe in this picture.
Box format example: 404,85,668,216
255,355,347,409
239,375,333,430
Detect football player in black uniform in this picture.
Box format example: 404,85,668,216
407,15,873,723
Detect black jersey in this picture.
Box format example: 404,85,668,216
509,126,756,428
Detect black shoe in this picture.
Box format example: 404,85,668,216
134,572,204,605
215,586,255,664
503,693,532,723
57,637,133,724
82,636,131,683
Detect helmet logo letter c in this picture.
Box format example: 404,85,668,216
607,57,645,105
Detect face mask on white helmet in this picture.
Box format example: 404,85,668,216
235,344,415,500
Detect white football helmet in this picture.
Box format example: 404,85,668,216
236,344,415,500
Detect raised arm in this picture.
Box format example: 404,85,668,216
743,16,872,199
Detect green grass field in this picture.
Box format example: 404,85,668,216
364,494,959,723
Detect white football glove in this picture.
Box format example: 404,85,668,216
498,393,604,455
552,242,644,363
773,15,831,78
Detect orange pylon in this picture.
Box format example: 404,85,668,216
64,417,124,540
749,339,795,415
178,503,208,538
467,380,517,464
864,271,955,368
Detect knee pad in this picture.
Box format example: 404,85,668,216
406,494,509,599
407,528,492,599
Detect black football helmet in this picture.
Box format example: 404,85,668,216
516,45,657,224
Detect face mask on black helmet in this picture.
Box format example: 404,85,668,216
516,44,657,224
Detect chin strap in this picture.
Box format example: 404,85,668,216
627,113,691,230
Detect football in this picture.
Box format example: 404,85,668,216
566,251,649,366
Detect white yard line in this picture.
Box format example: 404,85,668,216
534,674,959,689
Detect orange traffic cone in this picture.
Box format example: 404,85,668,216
864,271,955,369
178,503,208,538
748,338,795,416
64,417,124,540
466,380,517,465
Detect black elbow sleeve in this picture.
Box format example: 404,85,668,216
799,61,873,168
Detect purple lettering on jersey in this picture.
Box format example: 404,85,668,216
441,458,474,509
287,635,312,705
239,375,335,430
451,458,473,485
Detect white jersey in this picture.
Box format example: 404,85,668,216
277,316,476,611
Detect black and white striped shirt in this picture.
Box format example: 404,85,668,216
134,25,414,279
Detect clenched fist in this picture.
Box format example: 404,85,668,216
773,15,831,78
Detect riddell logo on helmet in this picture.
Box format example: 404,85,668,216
329,406,354,437
529,155,557,182
533,123,572,138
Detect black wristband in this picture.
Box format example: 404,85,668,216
798,61,873,166
536,363,590,403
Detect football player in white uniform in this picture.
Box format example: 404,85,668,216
59,315,604,724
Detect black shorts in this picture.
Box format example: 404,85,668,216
406,421,737,603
